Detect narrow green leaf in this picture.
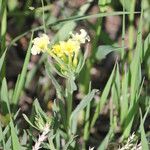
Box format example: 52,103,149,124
143,33,150,61
48,134,56,150
123,11,143,138
121,0,125,59
95,45,122,61
98,128,113,150
22,114,38,130
111,64,120,110
1,78,11,114
20,130,27,146
12,74,20,101
140,110,149,150
91,64,116,128
70,89,98,121
12,32,33,105
97,67,115,108
41,0,46,33
0,0,7,53
0,50,6,73
0,122,6,150
56,130,60,150
83,103,90,141
5,136,11,150
120,70,129,124
33,99,50,122
2,109,20,138
10,120,22,150
63,135,77,150
130,10,143,103
83,83,92,141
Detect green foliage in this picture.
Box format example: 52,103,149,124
12,33,33,106
140,108,149,150
70,89,98,124
0,0,149,150
91,64,116,128
96,45,122,60
0,50,6,70
10,120,22,150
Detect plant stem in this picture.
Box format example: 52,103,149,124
0,0,7,79
121,0,125,60
67,91,73,127
128,0,136,61
66,79,73,135
83,103,90,150
41,0,46,33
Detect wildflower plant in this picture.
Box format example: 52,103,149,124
0,1,149,150
29,29,97,148
23,99,54,149
31,29,90,78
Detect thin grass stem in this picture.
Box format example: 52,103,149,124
0,0,7,79
41,0,46,33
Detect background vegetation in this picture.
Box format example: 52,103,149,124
0,0,150,149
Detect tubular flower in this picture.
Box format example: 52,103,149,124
70,29,90,44
31,34,50,55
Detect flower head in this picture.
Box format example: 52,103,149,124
31,34,50,55
70,29,90,44
60,39,80,56
51,44,64,58
31,29,90,75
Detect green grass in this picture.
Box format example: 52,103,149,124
0,0,150,150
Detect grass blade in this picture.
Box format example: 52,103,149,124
1,78,11,114
120,70,129,124
98,128,113,150
0,122,6,150
0,50,6,73
139,109,149,150
12,32,33,105
91,64,116,128
70,89,98,122
10,120,22,150
123,11,143,138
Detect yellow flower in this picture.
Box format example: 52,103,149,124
70,29,90,44
31,34,50,55
60,40,80,56
51,44,64,58
30,29,90,73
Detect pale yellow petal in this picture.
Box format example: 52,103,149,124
31,45,41,55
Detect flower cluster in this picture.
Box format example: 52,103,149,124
31,29,90,73
31,34,50,55
51,29,90,67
